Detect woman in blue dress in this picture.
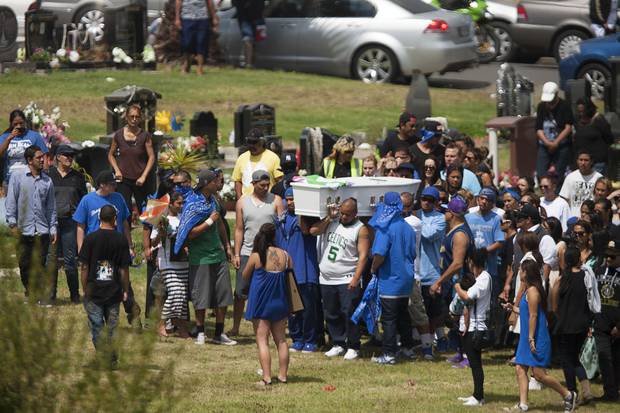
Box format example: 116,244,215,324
507,259,576,412
243,222,292,386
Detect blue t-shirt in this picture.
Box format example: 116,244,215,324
73,192,130,235
276,212,319,285
0,130,48,183
465,210,504,277
372,218,416,297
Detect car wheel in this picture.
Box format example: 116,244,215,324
352,45,399,84
577,63,611,100
488,21,517,62
476,24,500,64
553,29,589,62
75,6,105,42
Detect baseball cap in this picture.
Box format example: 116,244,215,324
447,196,468,215
195,169,217,189
421,186,440,201
478,187,497,203
251,170,270,182
541,82,559,102
517,204,540,221
55,144,77,157
605,238,620,256
398,111,416,127
246,128,264,143
284,187,294,199
96,170,117,186
396,162,416,172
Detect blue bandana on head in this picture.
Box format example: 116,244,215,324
284,187,294,199
503,188,521,202
174,185,192,197
369,191,403,230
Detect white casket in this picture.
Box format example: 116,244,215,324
291,176,420,218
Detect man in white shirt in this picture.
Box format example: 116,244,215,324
540,175,571,232
559,150,603,218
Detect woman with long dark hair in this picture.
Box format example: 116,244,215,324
552,245,594,403
455,248,492,406
508,259,576,412
242,222,291,386
0,109,48,185
415,155,443,202
108,104,156,215
445,164,464,200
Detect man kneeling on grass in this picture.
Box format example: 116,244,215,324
79,205,130,366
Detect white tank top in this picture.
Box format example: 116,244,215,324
319,219,364,285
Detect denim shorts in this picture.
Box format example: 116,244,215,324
181,18,210,56
238,19,257,41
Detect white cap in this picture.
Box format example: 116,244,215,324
540,82,559,102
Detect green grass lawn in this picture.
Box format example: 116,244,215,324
0,66,496,143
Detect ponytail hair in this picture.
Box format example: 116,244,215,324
252,222,277,267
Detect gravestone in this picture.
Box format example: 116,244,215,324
405,70,431,121
104,0,147,58
25,10,57,58
233,103,276,147
104,85,161,134
190,111,219,160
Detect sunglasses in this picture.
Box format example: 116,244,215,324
539,185,549,189
421,197,435,202
385,168,397,173
128,115,141,119
573,231,587,237
343,150,355,155
424,165,436,170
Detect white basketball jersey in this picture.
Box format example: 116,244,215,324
319,220,364,285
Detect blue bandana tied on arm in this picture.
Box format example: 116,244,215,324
174,191,216,254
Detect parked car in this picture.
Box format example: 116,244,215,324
486,0,519,61
218,0,478,83
0,1,36,62
38,0,167,42
508,0,620,62
559,33,619,100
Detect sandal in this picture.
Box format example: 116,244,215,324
276,377,287,384
256,379,272,387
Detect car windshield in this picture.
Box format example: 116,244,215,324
391,0,438,13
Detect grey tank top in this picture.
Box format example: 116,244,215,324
241,193,277,256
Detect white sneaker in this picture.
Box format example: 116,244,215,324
528,377,542,391
343,349,359,360
458,396,477,402
503,403,529,412
213,333,238,346
324,345,345,357
463,398,484,406
195,332,206,345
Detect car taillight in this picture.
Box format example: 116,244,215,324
517,4,528,22
28,1,40,11
425,19,449,33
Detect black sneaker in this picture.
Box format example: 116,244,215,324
189,325,199,338
564,391,577,412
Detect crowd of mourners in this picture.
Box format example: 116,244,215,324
0,82,619,411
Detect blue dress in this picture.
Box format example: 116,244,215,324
515,293,551,367
245,267,289,321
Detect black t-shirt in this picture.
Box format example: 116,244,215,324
554,270,591,335
79,229,131,306
573,115,613,164
410,142,445,177
595,267,620,332
535,99,574,146
381,129,419,157
48,166,87,218
498,233,515,281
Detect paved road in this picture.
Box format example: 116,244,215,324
428,60,560,93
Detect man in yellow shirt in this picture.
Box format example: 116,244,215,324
231,129,283,199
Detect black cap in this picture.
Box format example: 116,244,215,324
396,162,416,172
55,144,77,156
96,170,117,187
279,152,297,173
423,120,443,136
246,128,264,143
517,204,540,221
195,169,217,190
605,238,620,256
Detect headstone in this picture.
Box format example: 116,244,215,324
190,111,219,160
405,70,431,120
233,103,276,147
104,0,147,58
565,78,590,120
24,10,57,58
104,85,162,134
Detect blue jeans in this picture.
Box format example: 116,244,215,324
50,218,79,301
288,283,320,345
320,284,362,350
181,18,210,56
84,299,120,351
380,297,413,356
536,144,572,187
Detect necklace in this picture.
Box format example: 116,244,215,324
601,270,618,300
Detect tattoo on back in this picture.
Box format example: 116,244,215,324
268,248,281,269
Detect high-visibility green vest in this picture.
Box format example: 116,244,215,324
322,158,362,178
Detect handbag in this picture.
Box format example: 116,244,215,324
579,332,599,380
286,269,304,314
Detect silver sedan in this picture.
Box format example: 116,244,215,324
217,0,478,83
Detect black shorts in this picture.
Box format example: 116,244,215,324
421,285,446,320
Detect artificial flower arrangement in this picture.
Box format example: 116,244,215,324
157,134,210,174
219,177,236,202
22,102,71,146
29,48,51,64
497,170,519,190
